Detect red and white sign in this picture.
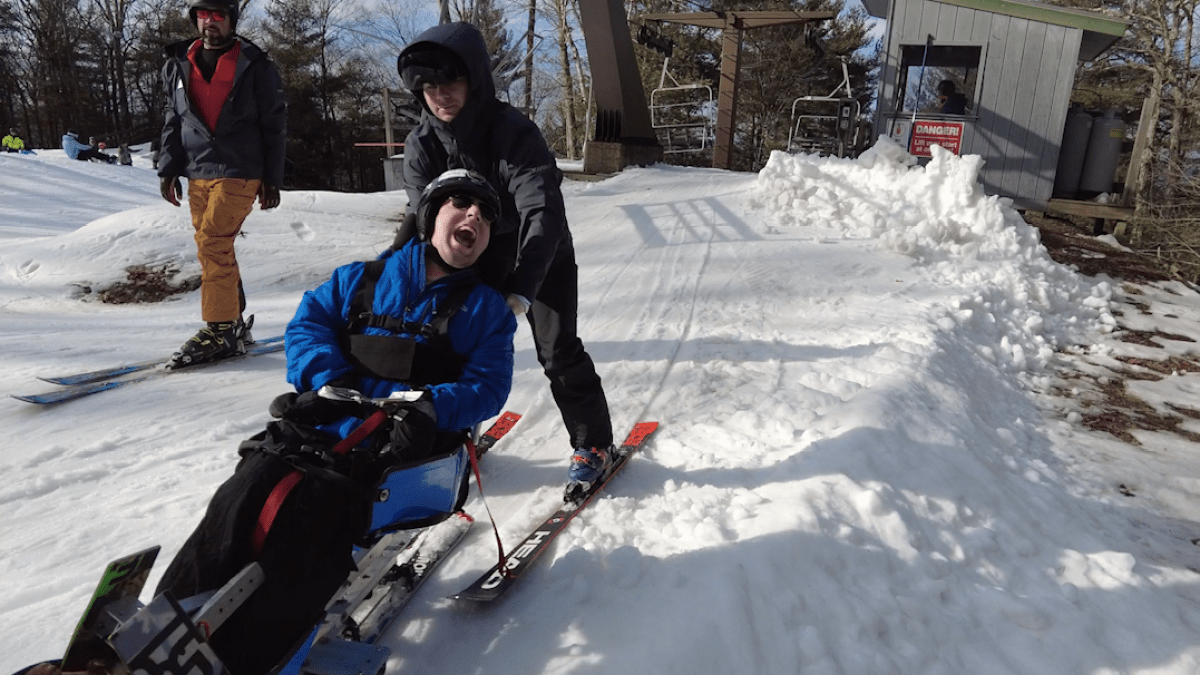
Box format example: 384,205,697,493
907,120,964,156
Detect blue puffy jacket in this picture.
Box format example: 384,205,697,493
286,239,517,436
61,132,92,159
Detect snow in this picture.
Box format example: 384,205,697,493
3,140,1200,674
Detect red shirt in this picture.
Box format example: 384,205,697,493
187,40,242,132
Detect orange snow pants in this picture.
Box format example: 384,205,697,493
187,178,259,322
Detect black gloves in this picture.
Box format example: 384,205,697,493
382,397,438,463
269,390,373,425
160,175,182,206
158,177,278,209
259,183,281,210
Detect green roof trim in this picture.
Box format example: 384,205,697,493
934,0,1127,36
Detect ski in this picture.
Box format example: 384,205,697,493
62,546,161,672
313,512,474,648
12,337,285,405
38,334,285,386
452,421,659,603
280,410,523,674
474,410,522,457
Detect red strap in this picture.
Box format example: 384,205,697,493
466,438,509,576
251,471,302,557
251,410,389,557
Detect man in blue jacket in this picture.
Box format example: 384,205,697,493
395,22,614,500
286,168,517,433
148,169,516,675
158,0,287,369
26,169,517,675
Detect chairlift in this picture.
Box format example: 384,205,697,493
787,56,862,158
638,24,715,155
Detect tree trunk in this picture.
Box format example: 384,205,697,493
554,0,577,158
1131,69,1163,215
524,0,535,117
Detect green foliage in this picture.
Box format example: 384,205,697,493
260,0,388,190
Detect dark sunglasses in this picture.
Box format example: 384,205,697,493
195,9,228,21
448,194,496,223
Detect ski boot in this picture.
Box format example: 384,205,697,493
563,444,617,503
167,315,252,370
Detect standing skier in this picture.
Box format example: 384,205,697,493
395,21,615,500
158,0,287,369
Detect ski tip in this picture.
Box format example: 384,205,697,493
621,421,660,446
450,584,505,603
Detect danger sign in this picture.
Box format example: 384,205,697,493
908,120,964,156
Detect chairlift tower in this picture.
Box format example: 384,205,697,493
578,0,664,173
641,10,834,170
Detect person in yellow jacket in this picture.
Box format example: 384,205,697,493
2,128,24,153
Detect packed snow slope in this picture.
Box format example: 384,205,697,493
3,141,1200,674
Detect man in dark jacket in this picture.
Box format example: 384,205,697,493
158,0,287,369
395,22,614,500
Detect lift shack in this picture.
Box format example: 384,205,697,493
862,0,1127,212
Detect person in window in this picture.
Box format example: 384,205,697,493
937,80,968,115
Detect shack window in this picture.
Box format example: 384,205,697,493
896,44,982,115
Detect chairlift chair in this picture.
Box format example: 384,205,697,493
787,57,861,158
649,55,715,155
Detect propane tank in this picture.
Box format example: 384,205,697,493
1053,104,1092,199
1079,109,1126,198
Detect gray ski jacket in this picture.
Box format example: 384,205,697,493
158,37,287,187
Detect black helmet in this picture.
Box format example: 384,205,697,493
189,0,238,28
415,169,501,242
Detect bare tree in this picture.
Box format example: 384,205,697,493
1120,0,1199,211
547,0,577,157
16,0,90,138
92,0,136,131
524,0,535,115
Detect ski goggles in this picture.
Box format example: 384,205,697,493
399,49,467,91
195,9,228,21
448,194,496,224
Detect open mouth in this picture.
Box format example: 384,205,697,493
453,228,477,248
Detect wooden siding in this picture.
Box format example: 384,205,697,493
875,0,1084,208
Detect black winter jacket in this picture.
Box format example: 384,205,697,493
400,22,567,302
159,38,287,187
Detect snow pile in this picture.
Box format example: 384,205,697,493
750,139,1117,377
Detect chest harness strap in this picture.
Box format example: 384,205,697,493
344,259,479,386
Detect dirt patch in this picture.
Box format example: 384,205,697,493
95,263,201,304
1026,212,1176,285
1030,212,1200,447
